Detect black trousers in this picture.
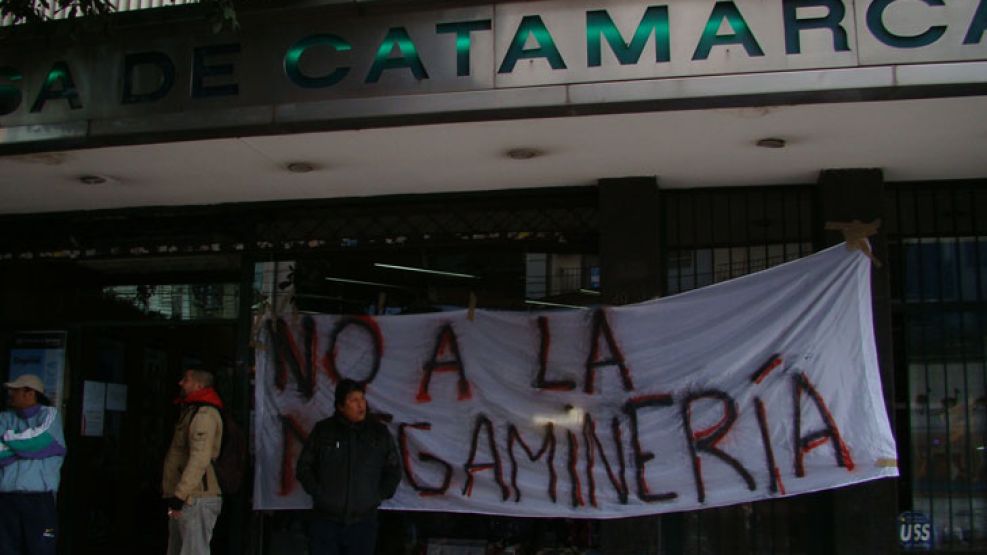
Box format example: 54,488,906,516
308,514,378,555
0,492,58,555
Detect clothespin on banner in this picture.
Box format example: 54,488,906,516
376,291,387,315
467,292,477,321
249,309,268,351
824,219,882,267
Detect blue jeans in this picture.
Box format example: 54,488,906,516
0,492,58,555
309,515,378,555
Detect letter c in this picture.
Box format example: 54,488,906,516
867,0,947,48
284,34,352,88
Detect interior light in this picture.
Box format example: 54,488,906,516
325,276,403,289
524,299,588,310
373,263,478,279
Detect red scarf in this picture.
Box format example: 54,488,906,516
176,387,224,409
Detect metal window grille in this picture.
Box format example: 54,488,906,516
664,186,815,295
0,0,199,26
886,182,987,552
663,184,818,555
0,187,599,262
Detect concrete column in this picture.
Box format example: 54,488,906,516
598,177,663,305
817,168,899,555
597,177,664,554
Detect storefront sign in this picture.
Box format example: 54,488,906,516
253,244,899,516
0,0,985,134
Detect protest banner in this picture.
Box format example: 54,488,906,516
253,243,897,517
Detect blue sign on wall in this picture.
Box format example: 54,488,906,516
898,511,933,551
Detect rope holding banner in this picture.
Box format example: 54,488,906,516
824,219,882,268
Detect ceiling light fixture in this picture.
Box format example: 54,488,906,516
374,263,478,279
286,162,316,173
506,148,542,160
755,138,786,149
524,299,588,310
78,175,107,185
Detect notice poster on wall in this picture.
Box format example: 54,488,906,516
7,331,67,409
82,380,106,437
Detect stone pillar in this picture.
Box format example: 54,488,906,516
598,177,663,305
816,168,899,554
597,177,664,554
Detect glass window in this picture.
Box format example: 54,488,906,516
666,242,811,295
101,283,239,320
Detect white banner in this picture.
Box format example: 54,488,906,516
253,244,898,517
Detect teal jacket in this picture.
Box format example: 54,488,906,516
0,405,66,493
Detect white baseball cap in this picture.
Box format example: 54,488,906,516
3,374,45,394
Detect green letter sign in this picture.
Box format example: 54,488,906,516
367,27,429,83
285,34,352,88
436,20,492,77
499,15,567,73
122,52,176,103
867,0,947,48
30,61,82,113
693,1,765,61
782,0,850,54
0,66,22,116
586,6,670,67
964,0,987,44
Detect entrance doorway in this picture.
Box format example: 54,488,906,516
64,323,236,555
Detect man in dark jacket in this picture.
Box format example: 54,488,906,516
296,379,400,555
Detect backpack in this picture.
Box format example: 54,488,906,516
196,405,248,496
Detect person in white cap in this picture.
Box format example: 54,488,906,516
0,373,66,555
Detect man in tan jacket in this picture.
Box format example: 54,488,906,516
162,369,224,555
